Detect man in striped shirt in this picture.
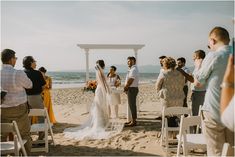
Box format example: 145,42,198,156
1,49,32,154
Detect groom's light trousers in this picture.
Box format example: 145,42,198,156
127,87,139,120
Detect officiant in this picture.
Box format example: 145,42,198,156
107,65,121,118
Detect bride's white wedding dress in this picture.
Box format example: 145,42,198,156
64,65,124,140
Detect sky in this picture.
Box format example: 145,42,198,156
1,1,234,71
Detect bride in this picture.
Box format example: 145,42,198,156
64,60,124,140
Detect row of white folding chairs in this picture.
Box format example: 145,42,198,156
160,106,207,156
1,108,56,156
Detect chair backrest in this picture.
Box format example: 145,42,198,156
179,115,201,133
163,106,191,117
28,108,46,117
222,143,234,157
1,122,15,133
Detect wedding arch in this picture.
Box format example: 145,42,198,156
77,44,145,82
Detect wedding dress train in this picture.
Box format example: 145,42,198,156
64,65,123,140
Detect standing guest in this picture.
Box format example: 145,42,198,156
1,49,32,154
220,54,234,132
155,55,167,120
39,67,56,124
194,26,234,156
177,57,191,107
124,56,139,127
177,50,207,116
107,65,121,119
23,56,46,140
158,55,166,78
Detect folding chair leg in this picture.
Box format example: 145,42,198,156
160,129,164,146
48,123,55,146
165,129,169,155
45,109,55,146
182,144,188,156
45,130,49,153
177,139,181,157
14,135,19,156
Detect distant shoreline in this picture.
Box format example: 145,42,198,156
52,80,156,89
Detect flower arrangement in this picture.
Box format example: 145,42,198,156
83,80,97,93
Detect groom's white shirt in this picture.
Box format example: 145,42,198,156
125,65,139,87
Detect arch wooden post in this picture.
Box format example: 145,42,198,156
85,48,89,82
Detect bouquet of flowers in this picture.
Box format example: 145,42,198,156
83,80,97,93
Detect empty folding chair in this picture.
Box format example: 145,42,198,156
0,121,27,156
177,115,207,156
28,108,55,153
160,106,191,155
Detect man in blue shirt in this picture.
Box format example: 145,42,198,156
194,27,234,156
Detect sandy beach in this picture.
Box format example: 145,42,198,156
31,84,170,156
30,83,208,156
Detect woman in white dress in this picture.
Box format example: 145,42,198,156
64,60,123,140
107,66,121,118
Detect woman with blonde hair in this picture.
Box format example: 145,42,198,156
155,57,185,108
155,57,185,128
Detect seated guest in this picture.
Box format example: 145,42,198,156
107,66,121,118
220,54,234,132
1,49,32,154
177,50,207,116
39,67,56,124
23,56,46,140
155,57,185,128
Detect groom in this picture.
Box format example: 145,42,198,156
124,56,139,127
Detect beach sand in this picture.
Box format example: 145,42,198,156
31,84,168,156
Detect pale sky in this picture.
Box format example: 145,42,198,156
1,1,234,71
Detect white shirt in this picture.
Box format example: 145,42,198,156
157,68,164,79
1,64,32,108
125,65,139,87
107,75,119,87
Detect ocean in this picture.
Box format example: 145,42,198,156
47,72,159,89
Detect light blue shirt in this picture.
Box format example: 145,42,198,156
195,45,231,124
191,68,206,92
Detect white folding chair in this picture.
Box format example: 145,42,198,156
0,121,27,156
221,143,234,157
160,106,191,155
176,115,207,157
28,108,55,153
